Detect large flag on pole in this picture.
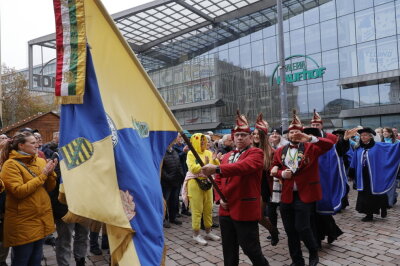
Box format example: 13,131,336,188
53,0,182,265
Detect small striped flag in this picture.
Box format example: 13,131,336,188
53,0,87,104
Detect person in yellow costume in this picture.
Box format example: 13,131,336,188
184,133,221,245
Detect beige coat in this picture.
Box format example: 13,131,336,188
0,150,56,247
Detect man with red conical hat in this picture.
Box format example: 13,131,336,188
271,110,334,266
307,109,354,247
202,110,269,266
310,109,337,143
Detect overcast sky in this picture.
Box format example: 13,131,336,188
0,0,152,70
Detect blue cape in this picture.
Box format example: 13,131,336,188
346,147,353,167
350,142,400,194
317,145,348,214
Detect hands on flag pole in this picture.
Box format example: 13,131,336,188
180,134,228,203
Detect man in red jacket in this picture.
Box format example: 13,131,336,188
202,110,269,266
271,110,333,266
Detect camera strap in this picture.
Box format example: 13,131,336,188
13,159,37,177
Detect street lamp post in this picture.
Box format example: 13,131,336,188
277,0,288,131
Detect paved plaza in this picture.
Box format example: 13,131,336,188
6,189,400,265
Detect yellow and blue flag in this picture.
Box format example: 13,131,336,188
54,0,181,265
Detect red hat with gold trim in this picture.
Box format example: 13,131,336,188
232,109,251,136
255,113,269,134
288,109,303,132
311,109,323,124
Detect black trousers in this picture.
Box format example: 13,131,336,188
280,192,318,266
267,202,279,228
219,216,269,266
161,185,180,222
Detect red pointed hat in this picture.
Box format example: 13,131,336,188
233,109,251,134
311,109,323,124
288,109,303,132
255,113,269,134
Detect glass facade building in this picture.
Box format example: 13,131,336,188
28,0,400,131
145,0,400,131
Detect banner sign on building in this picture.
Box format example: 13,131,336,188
269,55,326,86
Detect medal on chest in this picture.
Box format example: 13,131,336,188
287,158,297,168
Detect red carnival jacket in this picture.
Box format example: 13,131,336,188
214,147,264,221
271,138,334,204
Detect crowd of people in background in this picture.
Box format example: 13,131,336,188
161,109,400,266
0,110,398,265
0,129,110,266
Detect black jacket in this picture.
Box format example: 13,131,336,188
161,149,185,188
42,141,59,159
46,146,68,219
217,145,232,155
173,143,188,174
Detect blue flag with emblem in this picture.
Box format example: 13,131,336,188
56,1,181,265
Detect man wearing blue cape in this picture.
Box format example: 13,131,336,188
307,112,357,246
309,111,352,215
348,127,400,221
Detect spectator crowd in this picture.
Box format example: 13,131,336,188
0,108,400,266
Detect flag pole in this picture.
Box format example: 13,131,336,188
91,0,228,203
180,133,227,203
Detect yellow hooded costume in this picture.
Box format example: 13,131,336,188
186,133,219,231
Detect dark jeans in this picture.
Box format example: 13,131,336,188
219,216,269,266
162,185,180,222
11,238,45,266
280,192,318,266
55,219,89,266
267,202,279,228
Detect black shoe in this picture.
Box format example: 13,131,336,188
75,257,86,266
170,219,182,225
0,262,8,266
327,236,335,244
44,236,56,246
361,214,373,222
90,246,102,256
289,262,304,266
309,252,319,266
381,208,387,218
181,210,191,216
270,230,279,246
163,221,171,228
176,213,182,218
211,223,219,228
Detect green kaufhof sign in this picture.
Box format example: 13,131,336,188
269,55,326,86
